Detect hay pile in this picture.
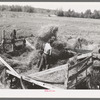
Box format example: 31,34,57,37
35,25,58,49
29,25,75,69
38,25,58,42
52,41,66,51
28,25,60,68
27,50,41,68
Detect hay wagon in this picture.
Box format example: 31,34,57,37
0,51,96,89
0,39,99,89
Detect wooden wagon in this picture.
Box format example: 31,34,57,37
0,40,99,89
0,52,94,89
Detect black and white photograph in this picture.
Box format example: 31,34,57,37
0,2,100,94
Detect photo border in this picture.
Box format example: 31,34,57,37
0,0,100,99
0,0,100,2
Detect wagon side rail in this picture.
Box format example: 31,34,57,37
67,56,93,89
0,56,63,89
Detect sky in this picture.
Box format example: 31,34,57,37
0,2,100,13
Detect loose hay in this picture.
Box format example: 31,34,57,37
35,25,58,49
38,25,58,42
52,41,66,51
32,24,75,66
28,50,41,69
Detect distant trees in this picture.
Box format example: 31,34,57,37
64,9,80,17
0,5,100,19
91,10,100,19
0,5,10,11
0,5,34,13
84,9,92,18
56,9,64,16
22,6,34,13
10,5,22,12
56,9,100,19
79,12,84,18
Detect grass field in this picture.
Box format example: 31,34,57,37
0,11,100,44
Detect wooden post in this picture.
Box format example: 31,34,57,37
20,77,25,89
26,39,36,50
0,68,7,88
92,53,94,65
64,64,69,89
76,64,78,84
86,69,87,77
2,30,6,52
23,38,26,48
10,76,13,88
11,29,16,52
12,39,16,52
85,61,88,77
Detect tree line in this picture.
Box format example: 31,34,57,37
0,5,100,19
0,5,34,13
56,9,100,19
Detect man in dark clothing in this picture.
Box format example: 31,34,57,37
23,38,26,48
10,29,17,52
11,29,17,40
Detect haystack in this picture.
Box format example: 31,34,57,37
38,25,58,42
35,25,58,49
29,25,76,69
28,50,41,69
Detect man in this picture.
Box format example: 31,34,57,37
23,38,26,48
72,37,82,50
10,29,17,52
38,37,55,71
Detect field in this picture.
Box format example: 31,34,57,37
0,11,100,43
0,11,100,89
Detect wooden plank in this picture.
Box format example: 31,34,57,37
69,56,92,71
78,60,88,71
28,53,92,78
68,75,88,89
23,76,64,90
0,59,25,71
26,40,36,50
6,70,18,78
28,76,64,84
28,64,68,78
77,53,92,60
6,70,63,89
0,56,21,79
69,62,92,81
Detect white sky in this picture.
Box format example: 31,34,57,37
0,2,100,12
